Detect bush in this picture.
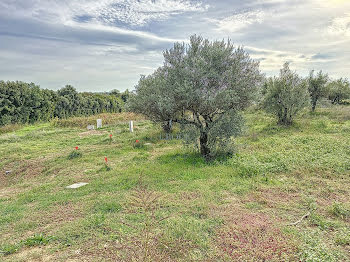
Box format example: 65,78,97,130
68,150,82,160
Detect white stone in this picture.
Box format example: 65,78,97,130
97,119,102,129
87,125,95,130
129,121,134,133
66,182,89,189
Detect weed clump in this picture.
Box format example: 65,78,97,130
68,147,82,160
329,203,350,220
115,180,190,262
0,244,19,256
68,150,82,160
133,139,144,149
24,234,53,247
0,234,53,256
335,229,350,246
104,157,111,171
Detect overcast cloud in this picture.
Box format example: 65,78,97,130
0,0,349,91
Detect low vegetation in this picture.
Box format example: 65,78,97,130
0,106,349,261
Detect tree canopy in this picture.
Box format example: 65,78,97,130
327,78,350,104
129,35,263,160
262,63,309,125
308,70,329,111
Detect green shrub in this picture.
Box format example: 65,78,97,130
68,150,82,160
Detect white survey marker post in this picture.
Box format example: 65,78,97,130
97,119,102,129
129,121,134,133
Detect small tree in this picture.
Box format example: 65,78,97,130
263,63,309,125
327,78,350,104
308,70,328,111
130,35,262,160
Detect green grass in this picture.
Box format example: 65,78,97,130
0,106,349,261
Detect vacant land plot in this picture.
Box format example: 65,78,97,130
0,108,349,261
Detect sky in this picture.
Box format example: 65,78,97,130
0,0,350,92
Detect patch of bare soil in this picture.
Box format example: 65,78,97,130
25,203,85,237
0,158,45,192
5,246,55,262
46,203,84,225
212,196,298,261
243,187,301,209
0,186,20,199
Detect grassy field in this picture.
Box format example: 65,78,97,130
0,107,349,261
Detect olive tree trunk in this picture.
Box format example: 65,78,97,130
199,130,210,160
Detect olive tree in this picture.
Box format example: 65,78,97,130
327,78,350,104
263,63,309,125
130,35,262,160
308,70,329,111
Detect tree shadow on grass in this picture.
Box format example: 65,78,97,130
156,151,236,168
157,152,206,167
257,121,302,136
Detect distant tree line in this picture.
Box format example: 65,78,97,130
262,63,350,125
0,81,130,126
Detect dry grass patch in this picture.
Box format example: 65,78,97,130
0,187,21,199
52,112,145,128
212,196,298,261
0,159,45,189
41,203,85,228
3,246,55,262
78,130,108,138
243,187,301,209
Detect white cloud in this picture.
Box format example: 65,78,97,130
211,10,266,32
97,0,209,26
245,46,312,71
327,13,350,37
1,0,209,27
